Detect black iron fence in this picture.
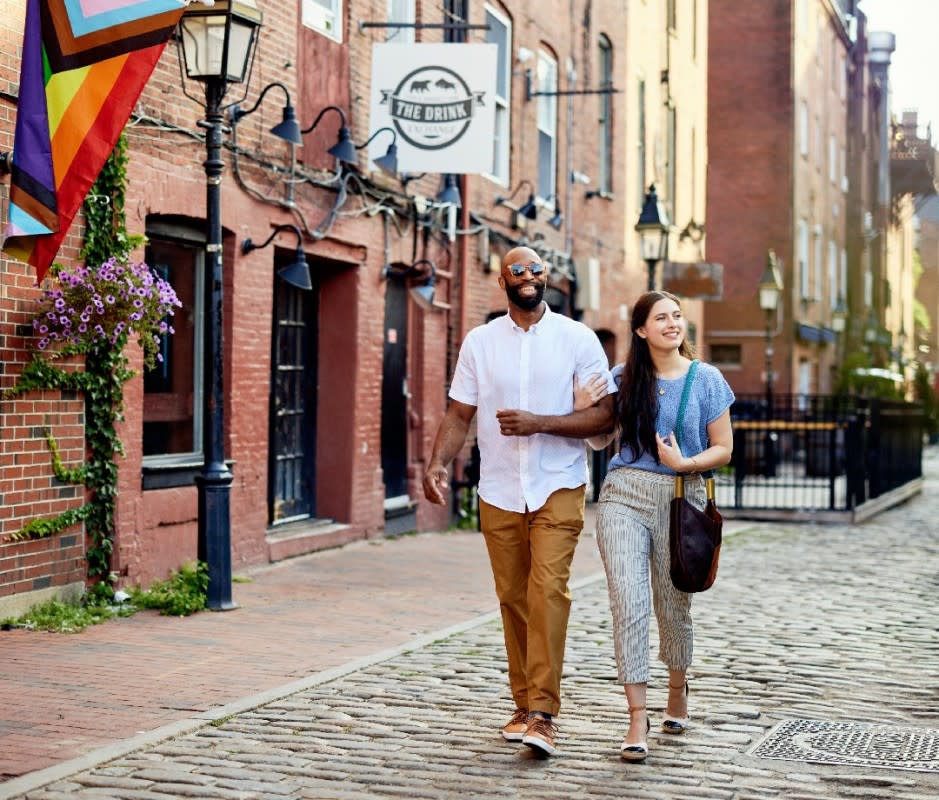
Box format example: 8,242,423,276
723,393,923,520
589,394,924,522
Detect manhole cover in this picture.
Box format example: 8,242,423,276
750,718,939,773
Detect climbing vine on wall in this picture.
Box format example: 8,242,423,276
4,134,180,591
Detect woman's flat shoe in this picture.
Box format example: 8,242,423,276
662,680,690,734
660,714,690,735
621,705,650,761
620,739,649,761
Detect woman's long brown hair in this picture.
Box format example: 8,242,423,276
617,291,696,463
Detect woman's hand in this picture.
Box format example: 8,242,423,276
656,431,689,472
573,373,609,411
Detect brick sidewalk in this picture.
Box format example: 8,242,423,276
0,505,630,782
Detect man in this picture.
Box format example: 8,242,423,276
422,246,615,756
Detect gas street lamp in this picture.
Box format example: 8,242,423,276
635,184,669,292
177,0,263,610
758,249,783,477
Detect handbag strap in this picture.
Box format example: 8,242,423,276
672,359,713,480
673,359,699,449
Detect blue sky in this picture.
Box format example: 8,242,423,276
859,0,939,139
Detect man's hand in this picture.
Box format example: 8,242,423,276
422,463,450,505
496,408,542,436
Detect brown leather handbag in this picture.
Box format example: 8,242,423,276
668,360,723,593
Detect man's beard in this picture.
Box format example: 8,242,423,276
506,281,545,311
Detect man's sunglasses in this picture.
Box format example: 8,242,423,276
507,262,546,277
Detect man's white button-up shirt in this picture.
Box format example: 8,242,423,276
448,305,614,513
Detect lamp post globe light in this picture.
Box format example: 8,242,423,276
758,249,783,478
177,0,263,610
635,184,669,292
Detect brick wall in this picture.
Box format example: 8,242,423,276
705,0,796,396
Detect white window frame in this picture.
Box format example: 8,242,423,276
484,4,511,185
387,0,415,44
798,219,810,300
828,240,838,309
536,50,558,201
302,0,342,44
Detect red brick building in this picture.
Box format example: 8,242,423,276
705,0,857,398
1,0,648,609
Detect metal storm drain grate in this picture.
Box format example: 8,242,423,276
750,718,939,773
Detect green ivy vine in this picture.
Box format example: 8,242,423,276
4,133,142,587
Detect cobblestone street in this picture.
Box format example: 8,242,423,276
5,455,939,799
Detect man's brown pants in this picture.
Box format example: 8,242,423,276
479,485,585,717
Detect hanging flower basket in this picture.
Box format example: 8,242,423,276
33,258,182,370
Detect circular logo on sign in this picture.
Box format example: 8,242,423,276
384,66,478,151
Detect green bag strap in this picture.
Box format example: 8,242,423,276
673,359,699,450
673,359,714,482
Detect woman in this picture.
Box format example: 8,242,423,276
577,291,734,761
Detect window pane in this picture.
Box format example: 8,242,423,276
143,237,201,458
387,0,415,43
486,9,508,99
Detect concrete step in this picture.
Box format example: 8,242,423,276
265,520,356,561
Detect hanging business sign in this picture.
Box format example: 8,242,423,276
370,43,497,174
661,261,725,301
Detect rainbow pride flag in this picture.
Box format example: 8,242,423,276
2,0,188,282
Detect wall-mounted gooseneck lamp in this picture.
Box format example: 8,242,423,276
384,259,438,311
301,105,358,164
356,126,398,177
228,81,303,145
242,223,312,291
495,179,537,220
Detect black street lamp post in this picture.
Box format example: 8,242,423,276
177,0,263,610
635,184,669,292
758,249,783,478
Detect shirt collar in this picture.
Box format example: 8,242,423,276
508,302,551,332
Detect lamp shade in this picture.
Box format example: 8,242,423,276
278,250,312,291
373,142,398,176
409,276,436,310
328,125,359,164
436,174,462,207
547,197,563,229
517,192,538,221
179,0,262,84
270,103,304,146
635,184,669,263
